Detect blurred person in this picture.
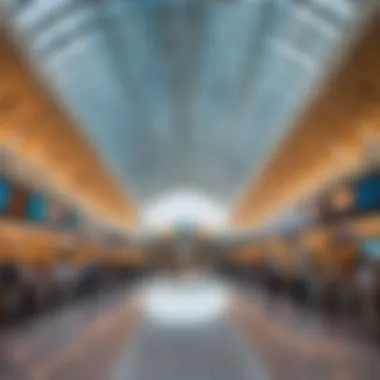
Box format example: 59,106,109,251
289,266,310,307
338,254,355,305
21,263,54,312
52,262,79,302
266,259,285,297
320,264,342,316
0,261,22,322
355,257,377,336
78,263,102,296
290,245,315,307
373,263,380,341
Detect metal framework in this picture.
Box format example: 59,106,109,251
6,0,366,208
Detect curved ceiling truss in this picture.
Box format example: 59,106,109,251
234,8,380,228
0,29,137,229
5,0,366,209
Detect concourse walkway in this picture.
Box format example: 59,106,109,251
115,316,266,380
115,275,268,380
1,279,380,380
0,288,139,380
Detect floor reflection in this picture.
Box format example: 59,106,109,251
1,281,380,380
139,274,230,327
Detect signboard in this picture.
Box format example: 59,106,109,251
353,170,380,213
361,238,380,260
0,177,12,215
26,192,49,224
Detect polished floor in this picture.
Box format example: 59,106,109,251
0,287,139,380
234,290,380,380
1,282,380,380
115,317,267,380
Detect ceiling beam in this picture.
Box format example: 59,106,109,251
0,29,139,229
233,10,380,228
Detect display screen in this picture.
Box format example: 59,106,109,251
354,171,380,212
26,192,49,223
361,238,380,260
0,177,12,215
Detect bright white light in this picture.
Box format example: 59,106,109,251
139,277,230,327
141,190,230,232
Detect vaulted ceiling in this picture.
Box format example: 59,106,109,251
0,28,137,229
4,0,367,213
235,7,380,229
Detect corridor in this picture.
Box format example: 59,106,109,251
1,1,380,379
1,279,380,380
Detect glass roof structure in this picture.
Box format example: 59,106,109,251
5,0,368,207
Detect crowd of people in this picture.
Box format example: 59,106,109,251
0,262,142,326
223,255,380,342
